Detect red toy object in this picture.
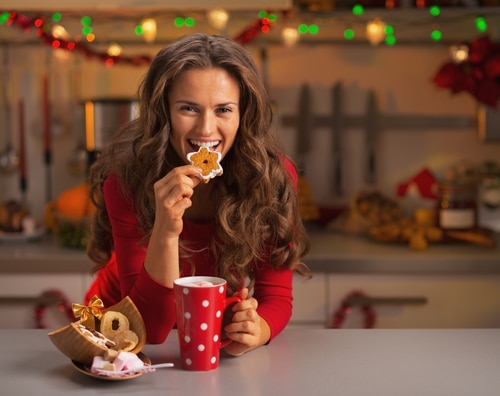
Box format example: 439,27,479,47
396,168,439,200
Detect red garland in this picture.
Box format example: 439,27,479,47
432,35,500,108
33,289,74,329
1,11,272,66
331,290,376,329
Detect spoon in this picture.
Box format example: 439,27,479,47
93,362,174,377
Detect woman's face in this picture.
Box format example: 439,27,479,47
168,67,240,163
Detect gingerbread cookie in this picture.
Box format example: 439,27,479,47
186,146,223,183
99,310,139,352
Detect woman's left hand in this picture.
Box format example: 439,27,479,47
223,288,271,356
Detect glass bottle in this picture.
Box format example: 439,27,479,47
438,181,478,230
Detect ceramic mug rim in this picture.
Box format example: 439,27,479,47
173,276,226,287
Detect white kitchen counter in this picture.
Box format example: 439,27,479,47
1,328,499,396
306,230,500,274
1,231,500,274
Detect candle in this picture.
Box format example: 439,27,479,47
18,99,26,185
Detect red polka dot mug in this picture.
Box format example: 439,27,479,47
173,276,242,371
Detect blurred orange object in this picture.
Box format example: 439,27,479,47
56,183,95,221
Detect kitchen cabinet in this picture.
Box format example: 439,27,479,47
2,232,500,329
290,273,500,329
290,273,328,327
289,231,500,329
0,236,94,329
0,273,93,329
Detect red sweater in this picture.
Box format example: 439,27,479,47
85,160,297,344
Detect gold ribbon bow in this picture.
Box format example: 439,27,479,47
72,295,104,329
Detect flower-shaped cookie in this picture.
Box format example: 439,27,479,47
186,147,223,183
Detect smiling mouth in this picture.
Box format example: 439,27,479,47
188,139,220,151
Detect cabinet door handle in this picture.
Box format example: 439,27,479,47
345,296,428,306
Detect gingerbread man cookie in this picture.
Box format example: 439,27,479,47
186,147,223,183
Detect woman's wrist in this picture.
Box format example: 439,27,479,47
144,236,180,287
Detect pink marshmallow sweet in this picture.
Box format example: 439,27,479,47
113,351,144,372
91,356,107,371
90,351,144,375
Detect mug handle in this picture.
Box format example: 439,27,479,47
219,295,242,349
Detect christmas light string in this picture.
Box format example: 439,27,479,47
1,10,273,67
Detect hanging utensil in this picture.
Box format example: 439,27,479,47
332,82,343,196
296,84,313,174
365,90,379,186
42,52,52,203
18,98,28,204
0,44,19,174
67,57,87,177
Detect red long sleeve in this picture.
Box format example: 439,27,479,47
85,158,298,344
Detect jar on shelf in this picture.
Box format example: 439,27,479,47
437,181,478,230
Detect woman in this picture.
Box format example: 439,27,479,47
85,33,310,357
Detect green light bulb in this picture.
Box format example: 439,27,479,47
82,25,93,35
385,35,396,46
344,28,355,40
476,17,488,32
384,25,394,35
431,29,442,41
309,24,319,35
352,4,364,16
0,12,10,24
429,6,440,17
298,24,308,34
81,16,92,26
174,17,184,27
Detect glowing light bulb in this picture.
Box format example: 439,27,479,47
107,43,122,57
207,8,229,31
51,24,70,40
366,18,386,46
142,18,157,43
449,45,469,63
282,27,299,47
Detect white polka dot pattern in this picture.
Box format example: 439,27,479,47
174,277,231,370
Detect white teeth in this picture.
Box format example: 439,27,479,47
190,140,219,149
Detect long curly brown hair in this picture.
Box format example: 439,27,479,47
86,33,310,291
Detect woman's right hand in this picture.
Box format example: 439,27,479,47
152,165,203,239
144,165,203,287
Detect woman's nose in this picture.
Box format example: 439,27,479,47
199,112,216,136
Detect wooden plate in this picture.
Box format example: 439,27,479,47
71,352,151,381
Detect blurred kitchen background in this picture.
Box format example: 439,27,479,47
1,0,500,329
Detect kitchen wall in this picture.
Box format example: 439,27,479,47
1,40,500,223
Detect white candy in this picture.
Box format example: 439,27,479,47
90,356,110,373
90,351,144,375
113,351,144,372
186,281,214,287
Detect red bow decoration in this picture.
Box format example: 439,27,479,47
432,35,500,109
